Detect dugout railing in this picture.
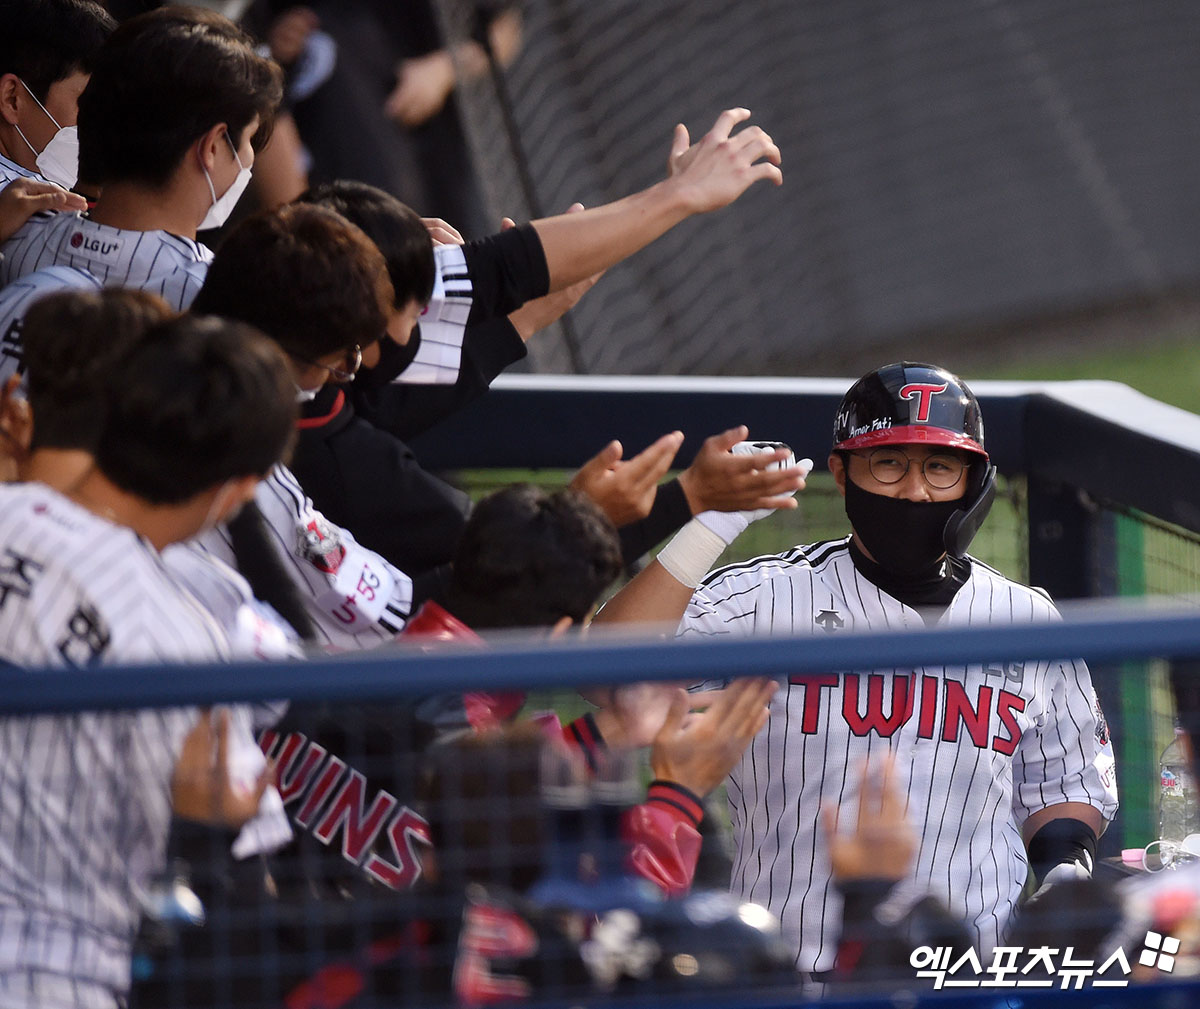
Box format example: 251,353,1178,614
6,610,1200,1006
5,376,1200,1006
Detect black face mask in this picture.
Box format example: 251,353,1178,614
353,334,420,392
843,476,964,576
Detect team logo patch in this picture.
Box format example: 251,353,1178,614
68,231,123,263
299,516,346,574
899,382,949,423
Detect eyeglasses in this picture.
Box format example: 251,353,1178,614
849,447,966,489
292,344,362,384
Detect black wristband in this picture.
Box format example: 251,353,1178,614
1026,816,1097,887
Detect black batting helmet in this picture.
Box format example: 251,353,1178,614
833,362,997,558
832,362,987,459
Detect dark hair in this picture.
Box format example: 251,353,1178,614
299,181,435,308
77,5,281,188
22,287,173,451
0,0,115,102
448,485,623,629
192,203,393,362
421,723,548,892
95,314,296,504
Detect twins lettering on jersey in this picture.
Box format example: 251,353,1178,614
786,668,1028,755
260,728,431,889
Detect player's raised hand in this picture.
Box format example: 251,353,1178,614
421,216,464,246
171,708,274,830
649,677,777,797
569,430,683,526
663,108,782,215
586,681,695,748
679,425,809,515
822,756,917,883
0,178,87,243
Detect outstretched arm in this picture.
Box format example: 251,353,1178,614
592,427,807,626
623,678,776,896
531,108,782,291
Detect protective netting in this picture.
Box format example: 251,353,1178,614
433,0,1200,376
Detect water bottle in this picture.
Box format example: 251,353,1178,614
1158,726,1199,848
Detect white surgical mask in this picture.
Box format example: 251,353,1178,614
13,79,79,189
200,479,243,534
199,132,252,231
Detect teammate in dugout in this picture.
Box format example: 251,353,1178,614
0,308,299,1009
0,0,115,191
595,361,1119,974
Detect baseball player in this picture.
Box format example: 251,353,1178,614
596,362,1118,975
0,312,298,1009
0,7,280,302
0,0,115,190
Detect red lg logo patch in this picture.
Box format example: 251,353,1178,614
70,232,84,248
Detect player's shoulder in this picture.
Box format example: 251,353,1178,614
965,554,1060,615
0,155,42,188
163,543,254,609
0,485,171,665
700,535,851,589
0,263,102,303
3,205,79,251
162,543,300,659
0,265,103,385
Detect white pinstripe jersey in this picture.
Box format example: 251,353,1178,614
0,154,43,188
193,465,415,650
0,265,102,385
0,217,475,388
0,211,211,309
396,243,473,385
0,483,233,1003
0,215,420,647
680,535,1118,973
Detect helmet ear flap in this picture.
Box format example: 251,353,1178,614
943,461,997,558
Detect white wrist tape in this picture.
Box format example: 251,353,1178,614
696,508,750,544
657,518,729,588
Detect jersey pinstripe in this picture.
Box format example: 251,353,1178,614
0,154,43,189
680,536,1118,973
394,243,473,385
0,265,102,385
0,212,211,310
192,465,415,649
0,214,473,387
0,483,233,1004
0,219,419,646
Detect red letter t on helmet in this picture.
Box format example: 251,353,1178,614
898,382,949,423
